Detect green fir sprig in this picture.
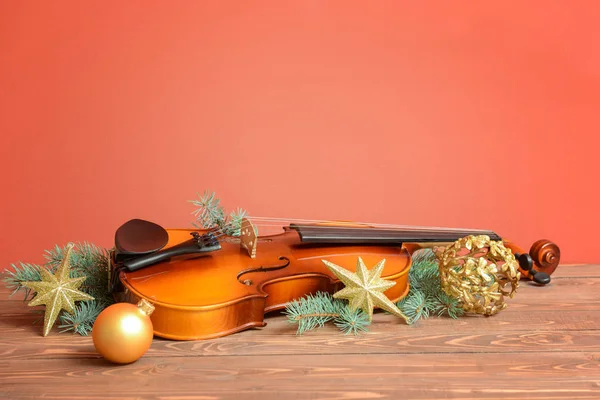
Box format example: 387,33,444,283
283,292,370,335
189,190,249,236
334,305,371,335
3,262,43,299
223,208,248,236
397,290,431,323
3,242,114,336
190,190,226,228
396,249,464,323
58,300,106,336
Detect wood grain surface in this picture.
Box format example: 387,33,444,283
1,264,599,399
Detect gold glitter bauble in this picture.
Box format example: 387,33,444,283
436,235,520,316
92,300,155,364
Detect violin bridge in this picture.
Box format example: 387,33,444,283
240,217,258,258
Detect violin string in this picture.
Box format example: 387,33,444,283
203,220,491,237
246,215,461,230
242,216,493,233
201,216,495,245
198,216,451,234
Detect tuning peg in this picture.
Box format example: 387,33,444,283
530,270,551,285
515,252,551,285
515,252,533,271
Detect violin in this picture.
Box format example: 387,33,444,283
108,217,560,341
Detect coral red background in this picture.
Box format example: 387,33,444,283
1,1,598,268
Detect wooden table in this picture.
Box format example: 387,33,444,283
1,264,599,399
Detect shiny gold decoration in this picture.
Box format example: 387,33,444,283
322,257,409,323
436,235,520,316
92,300,155,364
20,243,94,336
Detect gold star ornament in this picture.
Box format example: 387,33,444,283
323,257,409,323
21,244,94,336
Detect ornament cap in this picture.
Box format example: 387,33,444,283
137,299,155,316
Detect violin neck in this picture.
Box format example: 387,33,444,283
288,224,501,245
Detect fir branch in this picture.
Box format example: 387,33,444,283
283,292,368,335
396,248,465,323
3,262,42,299
222,208,248,236
397,290,430,324
189,190,250,237
333,307,370,335
284,292,341,334
58,300,105,336
189,190,226,229
432,290,465,319
408,249,440,290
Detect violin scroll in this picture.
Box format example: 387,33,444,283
529,240,561,276
507,239,560,285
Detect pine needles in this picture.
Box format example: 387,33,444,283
397,249,464,324
190,190,226,229
334,305,371,335
58,300,106,336
3,262,42,299
283,292,370,335
3,242,114,335
223,208,248,236
189,190,249,236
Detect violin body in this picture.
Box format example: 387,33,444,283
110,219,561,341
115,227,411,340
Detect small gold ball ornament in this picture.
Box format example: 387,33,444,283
92,300,155,364
436,235,520,316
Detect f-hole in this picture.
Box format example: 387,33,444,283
237,256,291,286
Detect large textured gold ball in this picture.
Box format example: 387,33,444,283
436,235,521,316
92,300,154,364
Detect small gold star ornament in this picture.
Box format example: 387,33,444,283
323,257,409,323
21,243,94,336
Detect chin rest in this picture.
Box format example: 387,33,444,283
114,218,169,262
